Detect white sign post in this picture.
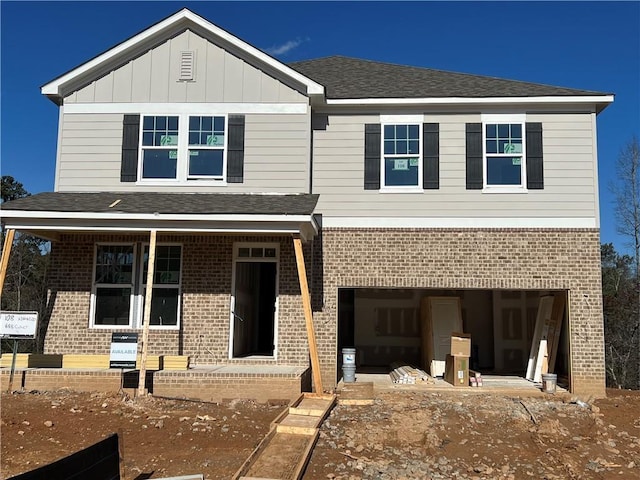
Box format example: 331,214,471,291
1,311,38,393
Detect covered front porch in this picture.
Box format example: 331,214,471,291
1,192,325,397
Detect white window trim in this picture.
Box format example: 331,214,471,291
136,243,183,331
380,122,423,190
137,113,228,186
229,242,280,360
481,113,527,193
89,242,183,331
90,242,136,330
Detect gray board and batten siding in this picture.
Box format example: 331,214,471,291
311,111,599,220
64,30,307,104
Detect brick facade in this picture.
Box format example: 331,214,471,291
42,228,605,397
44,234,310,367
313,228,605,397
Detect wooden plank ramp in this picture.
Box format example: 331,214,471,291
233,393,336,480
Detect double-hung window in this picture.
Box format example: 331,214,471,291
91,243,182,329
93,245,135,326
141,116,180,179
382,123,422,188
140,114,227,183
140,245,182,327
482,114,526,189
188,116,225,179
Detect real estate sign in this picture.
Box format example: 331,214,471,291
109,333,138,369
0,311,38,339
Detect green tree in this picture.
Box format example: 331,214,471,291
601,243,638,388
611,136,640,389
1,176,50,353
1,175,29,203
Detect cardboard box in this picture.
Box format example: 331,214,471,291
450,332,471,357
444,354,469,387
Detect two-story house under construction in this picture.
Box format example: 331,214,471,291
1,9,613,399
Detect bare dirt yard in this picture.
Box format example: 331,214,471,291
2,388,640,479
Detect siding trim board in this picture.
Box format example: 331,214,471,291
64,103,309,114
319,217,598,228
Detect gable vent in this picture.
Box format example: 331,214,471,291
179,51,195,81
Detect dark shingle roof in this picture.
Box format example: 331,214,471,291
289,56,608,99
1,192,319,216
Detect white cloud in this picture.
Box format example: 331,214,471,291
265,38,308,56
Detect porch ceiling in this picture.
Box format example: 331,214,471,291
1,192,320,241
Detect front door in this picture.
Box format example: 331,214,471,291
230,245,278,358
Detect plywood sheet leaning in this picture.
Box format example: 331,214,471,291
547,292,567,374
526,294,565,382
233,393,336,480
420,296,463,377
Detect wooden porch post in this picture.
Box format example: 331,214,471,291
293,235,323,393
137,229,157,397
0,229,16,296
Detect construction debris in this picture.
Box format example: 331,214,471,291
469,369,483,387
389,362,434,384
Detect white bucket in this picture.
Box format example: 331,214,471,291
342,347,356,365
541,373,557,394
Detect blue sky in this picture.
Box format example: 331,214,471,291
1,1,639,252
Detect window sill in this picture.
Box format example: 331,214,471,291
378,187,424,194
136,180,227,187
89,325,180,331
482,187,528,194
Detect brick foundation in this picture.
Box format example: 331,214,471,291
0,367,310,403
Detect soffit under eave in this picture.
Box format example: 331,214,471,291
2,218,319,243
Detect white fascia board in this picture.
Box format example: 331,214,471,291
3,215,319,240
64,103,308,115
325,95,615,106
0,209,313,224
41,9,324,98
321,217,598,229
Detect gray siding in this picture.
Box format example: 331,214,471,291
56,112,310,193
65,30,306,104
312,112,598,219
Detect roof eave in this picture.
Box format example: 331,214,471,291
324,95,614,109
1,210,320,242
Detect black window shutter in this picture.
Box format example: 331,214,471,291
423,123,439,189
120,114,140,182
227,115,245,183
465,123,483,190
526,122,544,189
364,124,381,190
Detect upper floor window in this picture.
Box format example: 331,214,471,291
141,116,180,179
481,114,527,190
382,124,422,188
485,123,524,186
139,114,227,182
188,116,225,179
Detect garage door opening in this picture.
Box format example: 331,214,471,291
337,288,569,388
